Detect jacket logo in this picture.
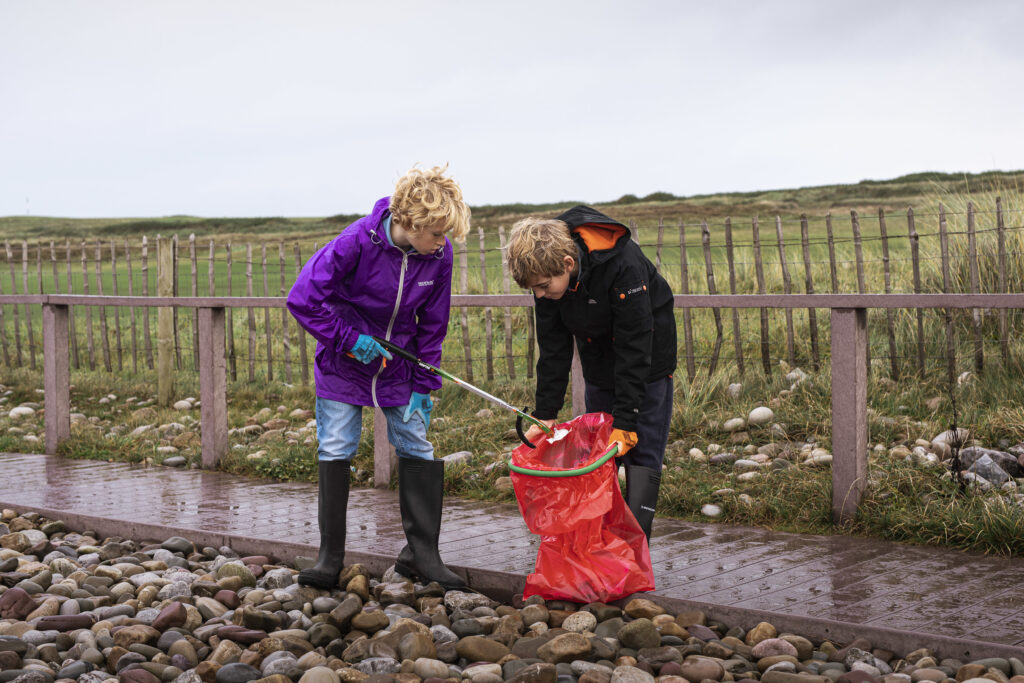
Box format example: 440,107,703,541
418,280,434,286
626,286,643,295
588,299,597,304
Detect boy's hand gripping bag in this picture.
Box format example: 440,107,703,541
510,412,654,603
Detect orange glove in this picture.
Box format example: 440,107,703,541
608,428,638,455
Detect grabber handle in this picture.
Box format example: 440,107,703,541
515,413,537,449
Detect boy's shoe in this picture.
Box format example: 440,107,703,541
298,461,350,589
394,458,467,591
624,465,661,540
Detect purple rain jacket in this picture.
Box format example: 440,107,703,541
286,197,454,407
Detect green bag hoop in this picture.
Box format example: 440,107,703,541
508,444,619,478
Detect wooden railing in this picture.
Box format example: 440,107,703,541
15,292,1024,525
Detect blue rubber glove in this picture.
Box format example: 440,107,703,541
349,334,393,364
402,392,433,429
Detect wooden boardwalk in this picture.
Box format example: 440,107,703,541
3,451,1023,659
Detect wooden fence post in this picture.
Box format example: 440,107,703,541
701,220,723,376
907,209,925,374
22,242,36,369
752,218,771,374
65,238,78,369
7,241,23,366
939,205,957,387
110,241,124,372
246,243,256,382
878,209,898,379
459,241,473,380
0,263,8,367
172,234,182,370
279,242,293,384
94,240,112,372
775,217,795,367
826,212,838,293
294,243,309,385
479,228,494,381
831,307,868,525
43,304,70,455
226,242,237,381
125,240,138,374
142,236,154,370
800,215,820,370
498,226,515,380
725,217,744,376
656,218,664,273
851,211,870,372
190,234,200,370
81,240,95,370
678,220,695,381
157,236,175,406
198,307,228,468
966,202,983,372
997,197,1009,366
262,243,273,381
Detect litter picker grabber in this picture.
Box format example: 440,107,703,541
372,336,553,448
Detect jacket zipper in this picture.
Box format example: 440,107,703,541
371,250,408,407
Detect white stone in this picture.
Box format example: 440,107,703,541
748,406,775,425
173,400,193,410
156,446,179,454
247,450,267,460
723,417,746,433
786,368,809,384
8,406,35,419
736,471,762,482
727,383,742,399
129,424,155,437
805,452,833,467
442,451,473,465
962,471,992,491
738,494,754,505
707,443,722,455
688,448,708,463
701,504,722,518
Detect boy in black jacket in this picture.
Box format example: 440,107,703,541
507,206,677,538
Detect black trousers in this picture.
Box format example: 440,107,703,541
584,375,673,470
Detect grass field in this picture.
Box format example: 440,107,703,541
2,169,1024,554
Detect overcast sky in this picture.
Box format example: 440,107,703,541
2,1,1023,218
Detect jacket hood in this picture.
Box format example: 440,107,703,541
556,205,630,262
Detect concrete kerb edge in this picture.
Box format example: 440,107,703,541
5,499,1022,660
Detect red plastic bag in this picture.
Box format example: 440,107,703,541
510,412,654,603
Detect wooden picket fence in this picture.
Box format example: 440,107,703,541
1,201,1021,383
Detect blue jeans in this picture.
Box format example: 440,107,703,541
584,375,673,470
316,397,433,462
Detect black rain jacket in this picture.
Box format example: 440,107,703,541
532,205,677,432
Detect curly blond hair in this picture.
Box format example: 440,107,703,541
506,217,576,288
390,165,471,243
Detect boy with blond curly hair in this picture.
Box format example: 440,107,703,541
287,165,471,590
507,206,677,539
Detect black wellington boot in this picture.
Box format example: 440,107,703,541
298,461,350,589
394,458,467,591
625,465,662,540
